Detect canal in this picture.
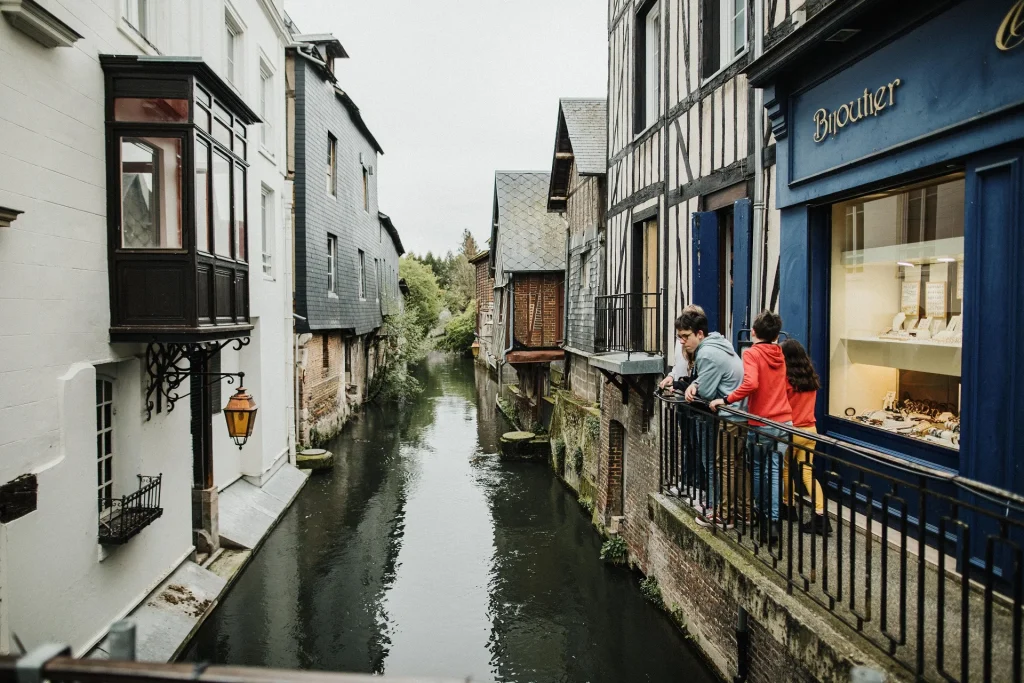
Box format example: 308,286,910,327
183,355,717,683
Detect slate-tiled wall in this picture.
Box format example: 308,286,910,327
294,59,392,336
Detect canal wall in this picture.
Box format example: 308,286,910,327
590,384,895,683
547,390,600,504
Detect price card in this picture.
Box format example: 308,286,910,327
956,261,964,300
925,282,947,318
901,280,921,316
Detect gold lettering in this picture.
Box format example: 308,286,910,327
812,79,901,141
873,87,888,114
850,99,864,123
996,0,1024,51
888,78,901,106
813,108,830,143
836,104,851,127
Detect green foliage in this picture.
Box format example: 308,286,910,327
443,253,475,312
578,494,595,514
399,256,442,333
438,301,476,353
585,414,601,443
600,535,628,564
571,446,584,473
639,576,663,608
367,310,429,406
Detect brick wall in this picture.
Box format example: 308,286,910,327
299,332,371,445
512,274,563,348
596,381,660,570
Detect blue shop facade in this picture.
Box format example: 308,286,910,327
747,0,1024,493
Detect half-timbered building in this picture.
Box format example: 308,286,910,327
469,249,495,368
597,0,816,531
489,172,567,429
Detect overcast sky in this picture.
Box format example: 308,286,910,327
284,0,608,257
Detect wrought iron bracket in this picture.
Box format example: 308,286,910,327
144,337,250,421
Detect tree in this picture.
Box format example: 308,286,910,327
399,255,442,332
460,229,479,258
439,301,476,354
444,253,475,313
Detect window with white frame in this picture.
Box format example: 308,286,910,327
327,134,337,196
362,168,370,212
634,1,661,133
645,3,660,128
259,61,273,149
224,13,242,86
96,378,114,511
123,0,150,40
701,0,746,77
261,186,273,276
358,250,366,298
374,258,380,301
327,235,337,293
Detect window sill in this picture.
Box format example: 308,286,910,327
259,146,276,163
263,275,276,282
328,292,338,299
118,19,159,56
700,48,749,87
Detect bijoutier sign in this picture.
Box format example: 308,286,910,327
812,79,902,143
997,0,1024,51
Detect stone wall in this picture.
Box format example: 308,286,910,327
566,352,602,404
299,332,370,446
548,390,600,502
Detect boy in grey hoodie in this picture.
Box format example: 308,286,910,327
677,310,751,527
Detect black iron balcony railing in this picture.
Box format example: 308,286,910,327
594,291,662,356
657,392,1024,682
99,475,163,545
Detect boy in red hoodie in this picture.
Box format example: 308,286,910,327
710,310,792,543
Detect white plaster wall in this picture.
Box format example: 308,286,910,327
0,0,292,653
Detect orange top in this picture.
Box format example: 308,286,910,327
786,386,817,428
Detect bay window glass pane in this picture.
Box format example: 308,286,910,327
195,136,210,252
114,98,188,123
234,164,246,261
120,136,182,249
829,174,965,452
212,150,232,257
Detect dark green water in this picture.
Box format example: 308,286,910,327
183,354,717,683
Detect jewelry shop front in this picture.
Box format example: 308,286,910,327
748,0,1024,493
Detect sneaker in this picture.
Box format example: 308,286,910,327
800,514,833,536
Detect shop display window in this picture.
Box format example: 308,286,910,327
829,174,964,451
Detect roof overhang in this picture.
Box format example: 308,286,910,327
547,107,573,212
378,211,404,255
292,34,349,59
335,87,383,155
0,206,23,228
468,249,490,265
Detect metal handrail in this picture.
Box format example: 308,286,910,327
594,291,662,357
656,390,1024,682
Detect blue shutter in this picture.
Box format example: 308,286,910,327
732,199,753,347
691,211,720,332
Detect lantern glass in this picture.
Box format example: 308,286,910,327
223,387,257,448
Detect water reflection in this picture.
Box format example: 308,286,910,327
184,354,716,683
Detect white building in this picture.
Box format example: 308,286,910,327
0,0,296,655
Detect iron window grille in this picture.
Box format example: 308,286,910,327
98,474,163,545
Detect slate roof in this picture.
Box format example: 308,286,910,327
490,171,566,285
561,98,607,175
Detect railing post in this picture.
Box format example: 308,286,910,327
107,620,136,661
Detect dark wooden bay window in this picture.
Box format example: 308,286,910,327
101,55,260,342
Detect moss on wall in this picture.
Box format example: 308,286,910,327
549,390,600,496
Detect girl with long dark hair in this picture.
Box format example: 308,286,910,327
781,339,831,535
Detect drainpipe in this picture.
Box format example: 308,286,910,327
734,607,749,683
750,0,766,313
498,282,515,396
293,313,307,459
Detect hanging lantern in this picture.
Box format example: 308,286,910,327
223,385,258,449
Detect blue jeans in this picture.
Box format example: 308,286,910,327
747,423,792,522
695,414,717,510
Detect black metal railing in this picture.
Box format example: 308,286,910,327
98,475,163,545
657,392,1024,682
594,291,662,356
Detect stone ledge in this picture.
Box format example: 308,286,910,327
646,493,900,683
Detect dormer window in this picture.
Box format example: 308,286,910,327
101,55,260,342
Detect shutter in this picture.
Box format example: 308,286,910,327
732,198,753,347
691,211,721,332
